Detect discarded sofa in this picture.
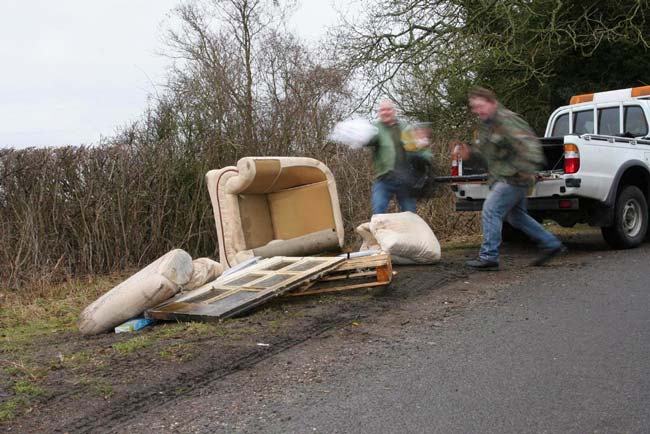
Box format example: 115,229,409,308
357,211,441,264
78,251,225,335
185,258,224,291
78,249,193,335
206,157,345,268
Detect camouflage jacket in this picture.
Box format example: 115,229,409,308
472,105,545,187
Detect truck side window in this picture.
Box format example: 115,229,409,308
573,110,594,134
597,107,620,136
552,113,570,136
624,106,648,137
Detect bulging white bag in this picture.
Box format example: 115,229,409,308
328,118,378,149
357,212,441,264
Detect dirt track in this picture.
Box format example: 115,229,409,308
2,228,608,433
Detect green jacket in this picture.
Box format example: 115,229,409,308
473,105,545,186
368,120,433,179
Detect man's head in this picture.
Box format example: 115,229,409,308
378,99,397,125
468,86,498,121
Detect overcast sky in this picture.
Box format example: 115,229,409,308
0,1,346,148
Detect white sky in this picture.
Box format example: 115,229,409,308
0,0,348,148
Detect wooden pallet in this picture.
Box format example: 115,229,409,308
146,256,344,322
286,252,393,296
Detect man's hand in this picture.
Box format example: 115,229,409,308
450,140,471,160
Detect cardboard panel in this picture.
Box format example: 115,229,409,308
268,181,335,240
238,194,274,249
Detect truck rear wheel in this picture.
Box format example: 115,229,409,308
601,185,648,249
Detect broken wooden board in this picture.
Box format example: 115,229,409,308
145,256,344,322
287,252,393,297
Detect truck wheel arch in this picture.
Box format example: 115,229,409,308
604,160,650,207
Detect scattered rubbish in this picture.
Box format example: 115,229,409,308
221,256,262,278
351,321,360,327
336,249,383,258
356,212,441,264
205,157,345,268
256,343,270,347
94,158,409,332
287,252,393,297
115,317,156,333
184,258,224,291
78,249,193,335
146,256,344,322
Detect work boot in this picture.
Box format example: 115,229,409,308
531,244,567,266
465,258,499,271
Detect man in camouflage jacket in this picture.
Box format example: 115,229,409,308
457,87,565,270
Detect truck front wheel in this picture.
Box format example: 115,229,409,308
601,185,648,249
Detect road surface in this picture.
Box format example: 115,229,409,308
90,232,650,433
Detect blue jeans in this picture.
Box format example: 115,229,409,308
479,181,562,263
372,177,416,215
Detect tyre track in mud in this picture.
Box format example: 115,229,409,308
58,313,356,433
56,268,462,434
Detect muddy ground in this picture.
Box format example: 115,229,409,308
1,228,610,433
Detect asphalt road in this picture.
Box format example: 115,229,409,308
256,242,650,433
112,235,650,434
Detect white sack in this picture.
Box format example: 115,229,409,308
184,258,224,291
78,249,193,335
356,222,381,251
328,118,378,150
357,212,441,264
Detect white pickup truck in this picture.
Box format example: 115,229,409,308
449,85,650,249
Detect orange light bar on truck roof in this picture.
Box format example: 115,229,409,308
631,85,650,97
569,93,594,105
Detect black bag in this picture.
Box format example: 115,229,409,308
406,153,436,198
384,154,437,198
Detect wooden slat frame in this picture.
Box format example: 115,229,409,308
146,256,344,322
287,253,393,297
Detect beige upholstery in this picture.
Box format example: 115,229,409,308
206,157,345,268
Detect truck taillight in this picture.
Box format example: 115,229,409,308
564,143,580,174
451,145,462,176
451,155,459,176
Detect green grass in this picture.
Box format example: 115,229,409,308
267,319,283,330
0,398,22,423
48,350,95,371
0,362,48,423
159,342,196,362
1,358,46,382
0,274,127,356
152,321,218,340
112,335,153,355
13,378,45,397
79,376,114,397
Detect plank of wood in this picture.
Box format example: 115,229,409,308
285,280,390,297
287,254,394,297
146,256,344,321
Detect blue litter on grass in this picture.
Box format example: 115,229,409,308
115,317,156,333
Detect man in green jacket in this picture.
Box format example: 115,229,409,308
367,99,432,215
456,87,565,270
